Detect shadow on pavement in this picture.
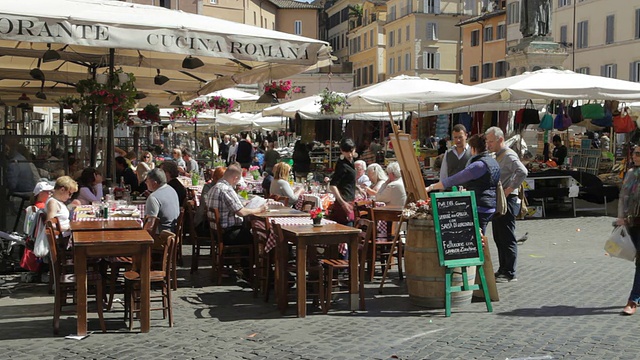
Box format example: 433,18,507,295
497,305,621,317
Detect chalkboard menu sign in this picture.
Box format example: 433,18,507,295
430,190,484,267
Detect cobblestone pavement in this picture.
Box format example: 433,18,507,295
1,215,639,359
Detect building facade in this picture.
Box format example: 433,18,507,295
347,0,388,89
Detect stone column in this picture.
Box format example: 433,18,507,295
506,36,569,76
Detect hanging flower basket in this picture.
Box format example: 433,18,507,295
74,69,138,125
169,100,209,124
207,96,235,113
317,88,349,115
137,103,161,122
264,80,292,99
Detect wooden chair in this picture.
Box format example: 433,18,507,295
320,218,373,313
269,194,289,206
184,200,213,274
300,200,316,213
354,200,373,221
271,221,325,315
171,208,185,290
45,220,106,335
369,208,404,282
209,207,254,285
124,230,176,330
143,215,159,240
250,217,272,302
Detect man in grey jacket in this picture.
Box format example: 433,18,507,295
485,127,528,283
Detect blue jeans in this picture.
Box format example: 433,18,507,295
491,195,520,278
628,226,640,303
478,212,494,237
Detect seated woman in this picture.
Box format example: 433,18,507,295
375,162,407,207
75,167,104,205
425,134,500,234
270,162,303,206
136,151,155,188
362,163,388,198
45,176,81,238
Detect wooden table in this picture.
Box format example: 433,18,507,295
70,219,142,231
252,206,309,219
280,223,361,317
72,230,153,335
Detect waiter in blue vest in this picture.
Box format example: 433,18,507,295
439,124,472,182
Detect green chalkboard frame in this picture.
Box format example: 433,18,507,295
430,190,484,268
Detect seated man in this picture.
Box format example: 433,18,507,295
115,156,139,191
375,161,407,207
205,165,267,245
144,168,180,233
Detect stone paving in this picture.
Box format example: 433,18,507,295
1,215,639,359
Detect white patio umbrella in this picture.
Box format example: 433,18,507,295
262,95,406,120
475,69,640,101
187,89,259,104
345,75,501,113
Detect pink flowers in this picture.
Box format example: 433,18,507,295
264,80,292,93
208,96,235,113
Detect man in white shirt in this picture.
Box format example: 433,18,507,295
439,124,471,182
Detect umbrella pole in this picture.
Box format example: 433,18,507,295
106,48,115,182
194,117,198,155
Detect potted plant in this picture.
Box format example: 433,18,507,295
310,207,324,226
137,103,161,122
317,88,349,115
264,80,292,99
207,96,235,113
249,165,261,180
75,69,138,125
169,100,209,124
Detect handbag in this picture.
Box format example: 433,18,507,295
521,99,540,125
539,113,554,130
495,181,507,217
613,109,637,133
554,104,572,130
516,184,528,220
591,107,613,127
581,103,605,119
568,104,583,123
20,247,41,272
604,225,636,262
328,201,355,225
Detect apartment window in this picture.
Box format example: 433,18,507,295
464,0,474,14
577,67,590,75
484,26,493,42
560,25,567,44
398,28,402,44
507,2,519,24
407,0,413,13
406,25,410,41
209,0,217,4
471,30,480,46
636,9,640,39
389,57,395,74
601,64,617,78
389,31,395,47
577,21,588,49
405,53,411,71
370,30,374,47
558,0,571,8
398,56,402,71
356,68,361,87
294,20,302,35
427,22,438,40
606,15,614,44
364,33,368,49
630,61,640,82
363,67,368,86
496,24,505,40
423,50,440,69
390,6,396,21
369,64,374,83
495,61,507,77
425,0,440,14
159,0,171,8
470,65,479,82
253,12,257,26
482,62,494,79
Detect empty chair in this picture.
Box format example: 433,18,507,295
321,218,373,313
250,217,272,302
368,207,404,281
184,200,213,274
209,207,254,285
45,220,105,334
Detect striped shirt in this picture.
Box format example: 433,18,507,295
205,179,243,229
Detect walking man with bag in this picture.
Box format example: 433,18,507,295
485,127,528,283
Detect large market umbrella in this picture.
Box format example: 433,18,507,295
262,95,406,120
474,69,640,101
345,75,501,113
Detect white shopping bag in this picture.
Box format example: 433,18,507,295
604,226,636,262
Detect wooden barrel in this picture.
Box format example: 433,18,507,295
404,218,475,308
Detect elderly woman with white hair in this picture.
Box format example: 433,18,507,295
362,163,388,197
374,162,407,207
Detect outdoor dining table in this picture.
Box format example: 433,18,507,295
278,222,362,317
70,219,143,231
72,229,153,336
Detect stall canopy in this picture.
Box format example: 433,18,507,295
345,75,501,113
474,69,640,101
262,95,407,120
0,0,332,107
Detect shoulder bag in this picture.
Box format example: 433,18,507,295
495,181,507,218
